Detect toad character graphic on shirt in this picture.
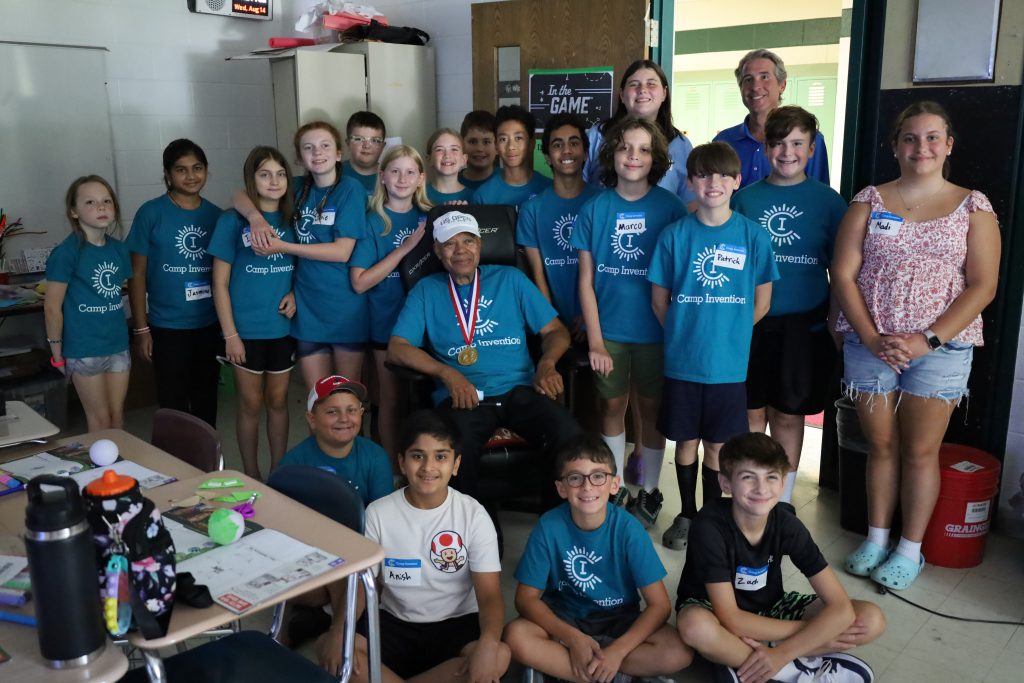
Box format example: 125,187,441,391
430,530,468,572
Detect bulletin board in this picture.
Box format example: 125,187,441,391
0,42,115,269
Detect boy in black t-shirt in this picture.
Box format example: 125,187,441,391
675,433,885,683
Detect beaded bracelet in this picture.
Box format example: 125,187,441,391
132,326,151,335
46,338,62,344
223,333,240,340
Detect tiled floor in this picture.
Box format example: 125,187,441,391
101,372,1024,682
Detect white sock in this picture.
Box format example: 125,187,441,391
867,526,890,548
640,446,665,492
895,537,922,562
602,432,626,478
781,472,797,502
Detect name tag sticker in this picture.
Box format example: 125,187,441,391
714,243,747,270
734,564,768,591
383,558,422,586
615,211,646,235
868,211,903,236
317,208,336,226
242,226,253,248
185,280,211,301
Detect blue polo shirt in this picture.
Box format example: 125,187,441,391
714,119,830,189
571,186,687,344
471,172,552,210
126,194,221,329
391,265,557,404
207,210,296,339
516,184,602,323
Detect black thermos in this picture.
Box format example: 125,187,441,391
23,475,106,668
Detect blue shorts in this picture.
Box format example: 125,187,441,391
658,378,748,443
66,350,131,377
295,340,366,358
842,332,973,402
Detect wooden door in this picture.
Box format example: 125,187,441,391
471,0,648,112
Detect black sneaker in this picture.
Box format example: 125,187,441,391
629,488,663,528
612,487,633,508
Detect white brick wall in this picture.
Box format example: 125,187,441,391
999,303,1024,534
0,0,294,222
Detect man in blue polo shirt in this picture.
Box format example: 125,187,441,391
714,49,830,188
388,210,581,503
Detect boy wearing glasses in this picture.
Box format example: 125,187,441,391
344,110,388,195
278,374,393,505
504,433,692,681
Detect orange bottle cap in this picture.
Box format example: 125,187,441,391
84,469,136,496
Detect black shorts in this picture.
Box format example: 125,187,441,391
746,312,836,415
357,610,479,679
229,336,296,374
658,378,748,443
546,600,641,647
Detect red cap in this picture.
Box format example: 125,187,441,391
306,375,368,411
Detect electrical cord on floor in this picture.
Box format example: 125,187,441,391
875,583,1024,626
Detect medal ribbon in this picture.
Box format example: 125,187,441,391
447,269,480,348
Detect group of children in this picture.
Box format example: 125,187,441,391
42,78,893,680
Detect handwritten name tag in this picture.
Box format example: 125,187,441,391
384,558,422,586
734,564,768,591
714,243,747,270
868,211,903,236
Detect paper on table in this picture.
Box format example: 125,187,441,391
0,451,88,479
0,556,27,586
69,460,176,490
177,528,344,614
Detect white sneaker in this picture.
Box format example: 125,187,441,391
793,653,874,682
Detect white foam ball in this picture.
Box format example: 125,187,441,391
89,439,119,467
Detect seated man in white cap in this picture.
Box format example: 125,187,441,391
388,210,582,508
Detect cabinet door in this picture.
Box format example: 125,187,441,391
294,51,368,141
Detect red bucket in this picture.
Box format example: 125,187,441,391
922,444,1001,568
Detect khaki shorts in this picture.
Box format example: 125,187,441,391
592,340,663,399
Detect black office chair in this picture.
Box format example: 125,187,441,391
267,464,365,533
393,204,585,512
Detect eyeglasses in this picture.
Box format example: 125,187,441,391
560,471,613,488
320,406,365,418
350,135,385,146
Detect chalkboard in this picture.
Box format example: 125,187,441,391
527,68,615,133
0,42,114,269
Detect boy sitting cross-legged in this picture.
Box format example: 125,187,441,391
504,433,693,682
675,432,886,683
321,409,511,682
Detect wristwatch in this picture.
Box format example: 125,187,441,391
923,328,942,350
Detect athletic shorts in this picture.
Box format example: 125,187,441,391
747,313,836,415
229,337,295,374
356,610,479,679
295,340,366,358
842,332,972,402
658,378,748,443
66,350,131,377
679,591,818,620
545,599,641,647
592,340,663,399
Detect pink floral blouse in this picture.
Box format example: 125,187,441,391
835,185,994,346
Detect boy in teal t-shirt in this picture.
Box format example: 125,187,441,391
343,111,387,195
471,105,552,209
731,106,848,504
648,142,778,551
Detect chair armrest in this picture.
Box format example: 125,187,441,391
383,360,431,383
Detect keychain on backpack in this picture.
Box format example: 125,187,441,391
101,520,132,637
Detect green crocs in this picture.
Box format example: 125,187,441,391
844,540,890,576
871,551,925,590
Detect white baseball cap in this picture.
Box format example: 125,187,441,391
433,211,481,244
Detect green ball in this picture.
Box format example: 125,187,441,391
208,508,245,545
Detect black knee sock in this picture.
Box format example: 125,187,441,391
702,464,723,507
676,462,699,519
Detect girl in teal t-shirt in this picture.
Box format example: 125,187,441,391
233,121,369,392
350,145,430,462
210,146,297,480
45,175,133,431
425,128,473,205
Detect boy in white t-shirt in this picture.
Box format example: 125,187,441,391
322,409,510,682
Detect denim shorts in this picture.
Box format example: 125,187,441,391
66,350,131,377
842,332,973,401
295,339,366,358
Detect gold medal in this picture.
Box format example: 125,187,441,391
458,346,478,366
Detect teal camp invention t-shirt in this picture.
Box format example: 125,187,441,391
46,233,132,359
732,177,847,317
391,265,557,404
207,210,296,339
516,184,601,323
571,186,687,344
350,208,428,344
290,175,370,344
126,194,221,329
471,172,552,210
648,212,779,383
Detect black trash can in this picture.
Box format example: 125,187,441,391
836,397,870,535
